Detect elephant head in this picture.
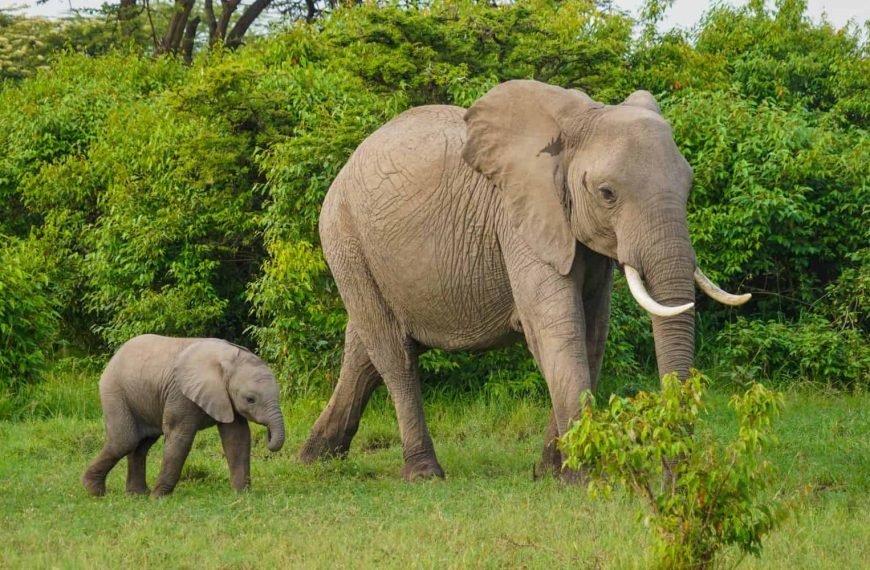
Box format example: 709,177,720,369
463,80,749,378
174,340,285,451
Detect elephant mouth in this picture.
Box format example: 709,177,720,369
621,264,751,317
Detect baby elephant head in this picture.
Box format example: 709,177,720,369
173,340,285,452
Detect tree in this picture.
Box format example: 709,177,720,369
115,0,281,55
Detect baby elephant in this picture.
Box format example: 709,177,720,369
82,334,285,497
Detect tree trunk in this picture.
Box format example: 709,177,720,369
226,0,273,48
204,0,218,42
305,0,318,23
117,0,138,21
182,16,201,64
158,0,196,55
215,0,242,45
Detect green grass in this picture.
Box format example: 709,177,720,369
1,366,868,568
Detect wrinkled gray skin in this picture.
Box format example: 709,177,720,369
82,334,285,497
300,80,700,480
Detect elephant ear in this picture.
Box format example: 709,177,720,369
173,340,237,423
622,90,662,114
463,80,599,275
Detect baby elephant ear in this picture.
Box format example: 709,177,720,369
173,340,236,423
622,90,662,114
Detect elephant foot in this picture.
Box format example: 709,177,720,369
298,432,351,464
558,465,588,485
125,485,150,496
536,442,587,484
539,439,563,478
150,485,175,498
81,472,107,497
401,456,445,482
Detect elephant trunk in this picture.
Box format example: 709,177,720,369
645,237,696,380
623,206,697,380
265,408,285,452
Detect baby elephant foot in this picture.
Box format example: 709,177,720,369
401,456,445,482
81,472,107,497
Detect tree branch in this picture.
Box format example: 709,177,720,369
205,0,218,43
216,0,242,44
158,0,196,55
226,0,273,48
304,0,319,23
182,15,201,64
143,0,158,50
117,0,138,21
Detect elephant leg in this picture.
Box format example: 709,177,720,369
81,403,139,496
374,341,442,481
581,248,613,392
125,435,159,495
151,427,197,497
541,247,612,474
323,239,442,481
540,411,562,475
299,322,382,463
504,248,591,481
218,416,252,492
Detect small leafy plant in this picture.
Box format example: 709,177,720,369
560,371,787,569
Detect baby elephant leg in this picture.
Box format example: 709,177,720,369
218,416,252,491
82,443,135,496
126,436,159,495
82,404,139,496
151,428,197,497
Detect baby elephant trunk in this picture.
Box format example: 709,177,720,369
265,409,285,452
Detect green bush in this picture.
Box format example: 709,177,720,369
83,58,267,346
0,12,153,81
716,315,869,388
561,372,788,569
0,0,865,391
825,248,869,333
0,238,60,395
0,50,187,347
668,90,869,308
244,41,407,388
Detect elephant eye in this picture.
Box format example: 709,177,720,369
598,185,617,204
245,396,256,404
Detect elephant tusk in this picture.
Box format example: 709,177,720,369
694,267,752,306
624,265,695,317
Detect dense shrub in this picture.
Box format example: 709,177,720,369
0,238,60,394
0,0,865,391
716,315,869,388
84,56,270,346
668,90,869,308
693,0,869,126
0,12,153,81
318,1,636,105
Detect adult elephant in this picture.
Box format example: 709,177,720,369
299,80,749,480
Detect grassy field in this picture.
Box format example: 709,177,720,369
1,364,868,569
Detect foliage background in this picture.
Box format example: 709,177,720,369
1,0,867,404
